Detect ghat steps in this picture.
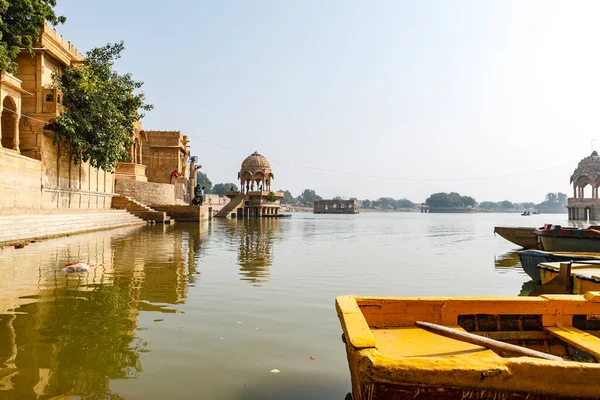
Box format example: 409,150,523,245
0,210,145,244
216,194,245,218
112,195,172,224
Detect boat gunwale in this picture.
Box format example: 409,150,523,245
539,262,600,284
337,292,600,399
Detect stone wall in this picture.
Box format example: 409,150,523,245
0,147,42,210
40,135,114,209
115,179,175,205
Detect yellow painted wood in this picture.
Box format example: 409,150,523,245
546,326,600,359
372,326,499,359
335,295,376,349
585,291,600,302
338,292,600,400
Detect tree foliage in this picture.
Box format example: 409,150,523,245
0,0,65,73
425,192,477,208
52,42,153,171
297,189,322,206
280,190,295,204
213,182,238,196
195,171,213,193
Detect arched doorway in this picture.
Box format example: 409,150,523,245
1,96,18,150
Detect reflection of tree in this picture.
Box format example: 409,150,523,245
235,219,281,285
0,223,214,399
494,251,521,270
42,285,142,399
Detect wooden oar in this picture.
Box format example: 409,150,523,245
414,321,564,361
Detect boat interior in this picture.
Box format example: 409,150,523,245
337,293,600,364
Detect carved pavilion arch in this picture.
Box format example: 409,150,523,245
238,151,274,193
0,95,19,151
568,151,600,220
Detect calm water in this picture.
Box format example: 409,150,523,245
0,212,570,399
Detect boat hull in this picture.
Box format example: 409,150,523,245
539,262,600,294
539,235,600,252
494,227,538,249
337,294,600,400
517,250,600,281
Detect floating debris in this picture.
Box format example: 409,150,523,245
82,347,88,351
61,263,92,273
237,321,242,324
153,319,164,322
270,369,280,374
310,356,316,360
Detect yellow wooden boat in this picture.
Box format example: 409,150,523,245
538,261,600,294
336,293,600,399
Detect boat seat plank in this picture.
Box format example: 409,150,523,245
546,326,600,358
372,326,501,359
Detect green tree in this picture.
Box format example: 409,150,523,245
426,192,476,208
362,199,371,209
545,193,558,203
396,198,415,209
280,190,295,204
479,201,496,210
426,192,453,207
52,42,153,171
297,189,322,206
0,1,65,74
378,197,394,209
558,192,567,206
212,183,238,196
195,171,212,193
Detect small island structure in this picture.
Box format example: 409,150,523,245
217,152,285,218
314,199,359,214
567,151,600,220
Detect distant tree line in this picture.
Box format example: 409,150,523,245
194,172,567,213
361,198,415,210
195,171,238,196
425,192,477,208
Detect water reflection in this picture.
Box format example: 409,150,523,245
494,251,521,270
227,219,281,286
0,222,210,399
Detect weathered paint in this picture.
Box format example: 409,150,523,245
336,293,600,400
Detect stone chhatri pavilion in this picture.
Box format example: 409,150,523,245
218,152,284,218
568,151,600,220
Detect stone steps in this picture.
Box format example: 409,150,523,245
112,195,172,223
0,210,145,244
216,194,245,217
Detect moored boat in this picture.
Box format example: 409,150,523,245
336,293,600,400
535,224,600,252
537,261,600,294
494,226,538,249
517,249,600,281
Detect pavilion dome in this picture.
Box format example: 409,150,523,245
571,151,600,184
241,151,271,169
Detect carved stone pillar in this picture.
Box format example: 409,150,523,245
12,115,19,151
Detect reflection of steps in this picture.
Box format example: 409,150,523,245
0,210,145,244
216,194,245,217
112,195,172,224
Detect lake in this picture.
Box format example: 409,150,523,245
0,212,569,399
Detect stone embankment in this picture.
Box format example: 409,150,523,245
0,209,145,244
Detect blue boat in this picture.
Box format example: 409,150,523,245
518,249,600,281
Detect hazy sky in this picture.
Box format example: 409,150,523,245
54,0,600,202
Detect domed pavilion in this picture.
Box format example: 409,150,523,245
217,151,283,218
568,151,600,220
238,151,274,193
